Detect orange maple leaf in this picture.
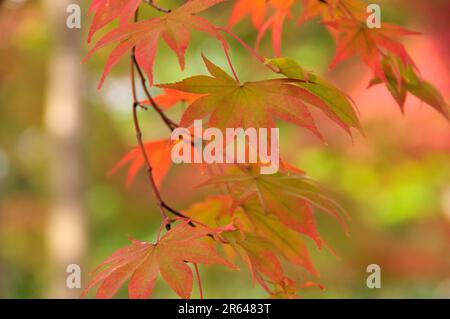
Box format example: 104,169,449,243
87,0,142,43
81,222,235,299
143,88,200,110
326,18,420,81
229,0,295,56
85,0,227,88
108,139,172,188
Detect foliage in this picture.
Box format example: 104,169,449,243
82,0,449,299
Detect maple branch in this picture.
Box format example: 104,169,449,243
131,55,179,132
162,202,195,227
127,5,235,235
131,59,171,228
143,0,171,14
127,7,197,231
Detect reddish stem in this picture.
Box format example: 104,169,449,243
221,41,240,83
130,57,169,224
194,263,204,299
217,27,279,73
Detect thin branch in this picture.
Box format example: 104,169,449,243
143,0,171,14
131,60,169,223
162,202,195,226
130,9,171,231
131,55,179,132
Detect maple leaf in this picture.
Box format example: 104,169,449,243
369,55,450,119
143,88,201,110
243,195,322,250
81,222,235,299
241,198,320,276
183,194,319,271
183,195,234,228
224,231,286,291
229,0,295,56
201,166,347,233
298,0,367,25
159,55,361,140
85,0,227,88
87,0,142,43
325,18,420,81
267,57,362,135
182,194,323,293
255,2,293,56
192,165,347,278
108,139,172,188
228,0,267,29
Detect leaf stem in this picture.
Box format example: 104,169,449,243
217,27,279,73
194,263,204,299
221,42,240,83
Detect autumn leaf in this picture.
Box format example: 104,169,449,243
143,88,201,110
81,222,235,299
268,57,362,134
241,198,320,276
298,0,367,25
255,0,295,56
182,194,322,292
229,0,295,56
369,55,449,119
243,194,323,250
325,18,420,81
201,166,348,233
159,55,361,140
228,0,267,29
225,231,285,291
108,139,172,188
85,0,227,88
87,0,142,43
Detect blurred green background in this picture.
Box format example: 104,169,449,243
0,0,449,298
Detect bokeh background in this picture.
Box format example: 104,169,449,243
0,0,449,298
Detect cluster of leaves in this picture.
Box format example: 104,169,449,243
83,0,448,299
229,0,449,118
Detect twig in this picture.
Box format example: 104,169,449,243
131,55,179,132
143,0,171,14
131,57,170,227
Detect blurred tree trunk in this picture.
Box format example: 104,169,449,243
43,0,86,298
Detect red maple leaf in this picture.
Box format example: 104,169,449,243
81,222,235,299
87,0,142,43
108,139,172,188
143,88,200,110
229,0,295,56
326,18,420,81
85,0,227,88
